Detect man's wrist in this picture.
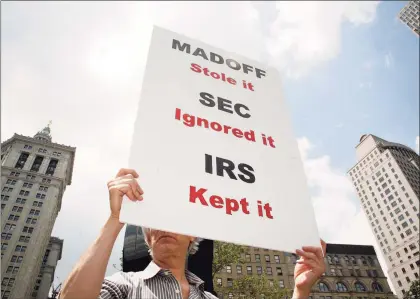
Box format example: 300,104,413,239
106,216,125,231
292,286,311,299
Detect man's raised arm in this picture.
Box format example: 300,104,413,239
59,169,143,299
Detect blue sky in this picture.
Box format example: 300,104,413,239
285,1,419,171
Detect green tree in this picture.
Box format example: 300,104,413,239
403,280,420,299
212,241,291,298
212,241,246,278
230,274,292,299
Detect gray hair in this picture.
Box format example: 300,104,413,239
141,227,203,256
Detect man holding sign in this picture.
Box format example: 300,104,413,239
61,26,325,299
60,168,326,299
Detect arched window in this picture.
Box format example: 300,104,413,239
350,256,357,265
336,282,348,292
327,255,332,264
372,282,384,292
361,256,367,265
355,281,367,292
318,282,329,292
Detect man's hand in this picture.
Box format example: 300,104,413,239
107,168,143,222
293,239,327,298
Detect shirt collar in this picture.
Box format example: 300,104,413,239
138,261,205,289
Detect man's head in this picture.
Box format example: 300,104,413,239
142,228,202,260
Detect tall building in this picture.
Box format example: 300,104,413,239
398,0,419,37
1,124,76,299
348,134,419,298
215,243,396,299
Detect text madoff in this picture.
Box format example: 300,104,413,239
120,26,320,252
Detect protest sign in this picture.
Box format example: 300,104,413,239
120,26,320,252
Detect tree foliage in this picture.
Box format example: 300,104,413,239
229,274,292,299
212,241,291,298
403,280,420,299
212,241,246,278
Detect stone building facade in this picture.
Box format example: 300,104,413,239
348,134,419,297
215,243,396,299
1,125,75,299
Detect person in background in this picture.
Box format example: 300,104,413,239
59,168,326,299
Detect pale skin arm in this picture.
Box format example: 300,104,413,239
59,169,143,299
292,239,327,298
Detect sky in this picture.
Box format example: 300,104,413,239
1,0,419,293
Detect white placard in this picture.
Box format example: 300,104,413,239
120,26,320,252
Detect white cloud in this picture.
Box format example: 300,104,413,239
266,1,380,77
416,136,419,153
384,52,394,68
1,0,380,288
297,137,359,239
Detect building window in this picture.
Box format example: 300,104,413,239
255,254,260,262
15,152,29,169
330,268,336,276
336,269,343,276
26,218,37,225
14,245,26,252
46,159,58,176
36,193,46,200
26,174,36,180
318,282,329,292
354,281,366,292
8,214,19,221
216,278,222,286
19,190,29,196
2,187,13,193
236,265,242,274
29,209,40,216
406,277,411,283
256,266,262,275
11,206,23,213
39,186,48,192
274,255,280,263
226,265,231,273
1,233,12,240
22,183,33,189
1,195,10,202
31,156,44,172
266,267,272,275
265,255,270,262
245,254,250,262
276,267,282,275
15,198,26,204
42,178,52,184
19,236,30,243
279,280,284,288
247,266,252,274
227,278,233,287
22,227,34,234
336,282,348,292
33,201,43,208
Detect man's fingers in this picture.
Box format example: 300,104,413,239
115,168,139,179
296,259,318,270
301,246,324,261
109,184,136,201
296,249,318,262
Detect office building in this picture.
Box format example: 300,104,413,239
215,243,396,299
348,134,419,298
1,124,76,299
398,0,419,36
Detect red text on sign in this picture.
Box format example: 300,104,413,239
189,185,250,215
